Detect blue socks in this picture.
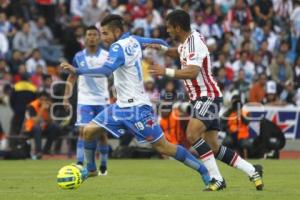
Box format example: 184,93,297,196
84,140,97,171
174,145,211,186
98,145,109,169
76,138,84,165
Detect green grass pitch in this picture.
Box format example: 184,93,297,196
0,159,299,200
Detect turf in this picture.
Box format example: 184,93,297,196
0,159,299,200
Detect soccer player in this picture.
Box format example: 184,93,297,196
63,26,110,176
61,14,213,189
148,10,263,191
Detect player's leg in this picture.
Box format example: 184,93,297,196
76,127,85,165
186,118,225,189
98,132,109,175
152,136,211,186
76,104,99,173
83,121,106,176
204,130,264,190
186,97,226,191
95,105,109,176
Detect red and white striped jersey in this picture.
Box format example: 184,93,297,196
177,31,222,101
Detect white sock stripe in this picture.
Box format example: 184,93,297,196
217,146,226,160
192,139,205,149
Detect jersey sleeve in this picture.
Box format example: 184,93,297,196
133,35,169,49
76,43,125,76
186,36,207,67
72,55,79,68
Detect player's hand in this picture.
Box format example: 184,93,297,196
148,64,166,76
60,62,77,75
63,98,70,111
144,43,163,50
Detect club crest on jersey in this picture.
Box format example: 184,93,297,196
80,61,86,67
112,45,120,52
125,43,139,56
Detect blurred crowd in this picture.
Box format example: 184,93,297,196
0,0,300,157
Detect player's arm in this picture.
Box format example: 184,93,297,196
63,58,78,109
150,39,206,79
133,36,180,59
148,64,199,79
61,44,125,77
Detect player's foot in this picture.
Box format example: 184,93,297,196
76,162,83,166
88,170,99,177
98,165,107,176
249,164,264,191
203,178,226,191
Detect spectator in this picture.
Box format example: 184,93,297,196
106,0,126,15
25,49,47,75
7,50,24,75
233,69,250,103
144,77,160,105
13,22,37,58
248,73,267,103
223,94,251,158
273,0,293,27
191,13,210,38
231,51,255,83
253,54,268,76
270,53,293,92
0,32,9,58
83,0,106,26
290,1,300,37
126,0,147,20
0,11,13,34
70,0,89,18
258,40,273,67
225,0,253,29
264,80,285,106
254,0,273,26
216,67,232,91
280,80,296,105
9,74,37,138
23,91,60,159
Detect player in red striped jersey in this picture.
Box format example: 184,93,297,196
148,10,263,191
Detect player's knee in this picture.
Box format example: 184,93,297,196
205,139,220,154
186,131,204,144
99,132,107,144
83,127,94,141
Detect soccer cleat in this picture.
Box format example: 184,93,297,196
249,164,264,191
203,178,226,191
98,165,108,176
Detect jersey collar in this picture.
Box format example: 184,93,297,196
83,47,102,57
119,32,130,40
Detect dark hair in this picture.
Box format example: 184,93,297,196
166,10,191,32
101,14,124,31
85,25,99,33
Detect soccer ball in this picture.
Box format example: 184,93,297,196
57,164,88,189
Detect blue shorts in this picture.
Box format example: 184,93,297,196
191,97,223,131
92,104,164,143
76,104,108,126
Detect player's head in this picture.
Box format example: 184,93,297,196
85,26,100,48
100,14,124,46
166,10,191,40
